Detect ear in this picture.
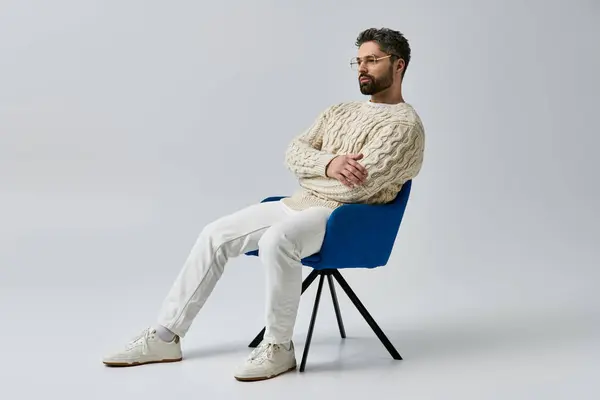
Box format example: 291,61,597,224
396,58,405,74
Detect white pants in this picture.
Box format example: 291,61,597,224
157,200,334,344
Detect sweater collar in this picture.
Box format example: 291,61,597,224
365,100,411,109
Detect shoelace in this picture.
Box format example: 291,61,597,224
126,327,153,354
249,343,281,364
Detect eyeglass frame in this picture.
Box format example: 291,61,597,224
349,53,402,70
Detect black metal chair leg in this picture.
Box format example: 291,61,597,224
247,327,266,349
332,270,402,360
327,274,346,339
299,274,325,372
248,269,320,348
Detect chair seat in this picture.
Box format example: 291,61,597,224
302,254,322,264
245,249,321,265
245,180,412,270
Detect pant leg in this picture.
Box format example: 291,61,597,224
257,205,334,344
157,200,290,337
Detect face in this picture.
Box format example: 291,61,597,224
355,41,400,95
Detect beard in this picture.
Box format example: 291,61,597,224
358,66,394,95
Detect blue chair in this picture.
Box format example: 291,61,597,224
245,180,413,372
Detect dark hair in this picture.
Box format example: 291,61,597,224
356,28,411,76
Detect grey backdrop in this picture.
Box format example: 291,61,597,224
1,0,598,399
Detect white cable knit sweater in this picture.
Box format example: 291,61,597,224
282,101,425,211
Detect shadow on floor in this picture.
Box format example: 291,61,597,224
182,305,599,373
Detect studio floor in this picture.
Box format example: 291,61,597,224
2,275,598,400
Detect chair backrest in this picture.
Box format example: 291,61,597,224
387,178,412,224
380,179,412,254
311,179,412,269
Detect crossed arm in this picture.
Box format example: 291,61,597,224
298,122,425,203
284,107,338,179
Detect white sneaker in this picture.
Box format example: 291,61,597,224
233,341,297,381
103,327,183,367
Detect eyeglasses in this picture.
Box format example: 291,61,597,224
350,54,397,70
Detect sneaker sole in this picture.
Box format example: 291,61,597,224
103,357,183,367
234,364,297,382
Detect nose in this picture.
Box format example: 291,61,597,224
358,62,368,74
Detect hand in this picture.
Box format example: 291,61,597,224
325,154,368,188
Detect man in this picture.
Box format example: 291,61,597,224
102,27,425,381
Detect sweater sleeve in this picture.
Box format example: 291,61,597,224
284,108,338,178
298,122,424,203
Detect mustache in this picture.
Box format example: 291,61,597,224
359,74,373,80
